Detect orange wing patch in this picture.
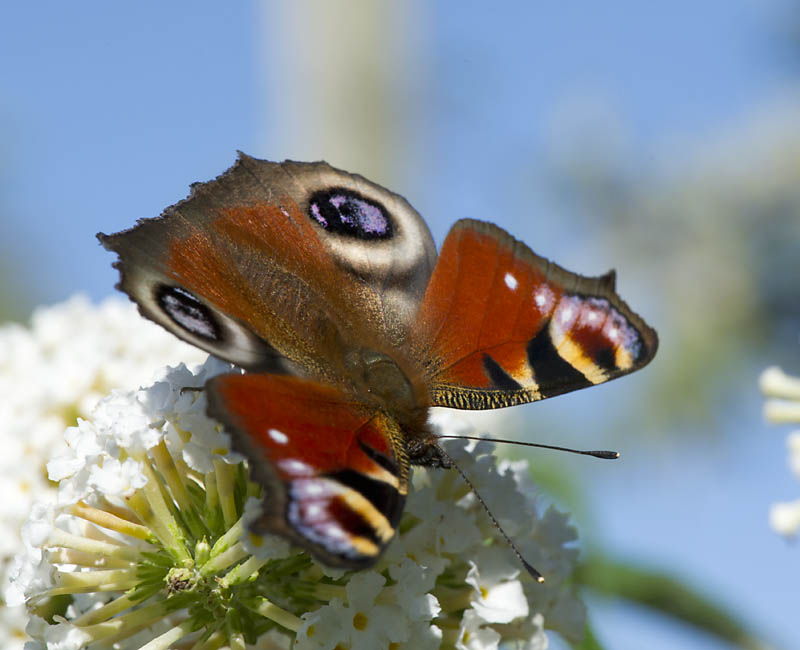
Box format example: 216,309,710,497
414,220,657,409
206,373,408,567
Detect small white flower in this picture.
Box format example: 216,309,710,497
0,295,207,649
456,609,501,650
760,364,800,537
465,549,528,624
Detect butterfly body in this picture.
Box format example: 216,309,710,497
99,154,657,569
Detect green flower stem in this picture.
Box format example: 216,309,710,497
151,440,207,540
47,527,142,562
214,458,239,529
435,585,473,612
71,501,155,541
200,541,249,577
71,592,139,626
439,624,461,647
219,555,269,588
208,514,245,558
51,568,140,594
47,547,134,569
129,460,192,565
247,596,303,632
73,598,173,643
227,630,246,650
204,469,220,521
312,582,347,601
139,619,195,650
190,630,227,650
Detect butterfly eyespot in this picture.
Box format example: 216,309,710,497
156,285,221,341
308,188,393,239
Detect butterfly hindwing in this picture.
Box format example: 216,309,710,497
206,373,409,567
414,219,658,409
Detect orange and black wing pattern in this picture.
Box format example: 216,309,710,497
206,373,409,568
413,219,658,409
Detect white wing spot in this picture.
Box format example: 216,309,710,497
504,272,519,290
304,503,324,520
560,307,573,323
608,327,619,340
268,428,288,444
278,459,314,476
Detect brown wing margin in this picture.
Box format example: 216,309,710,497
412,219,658,409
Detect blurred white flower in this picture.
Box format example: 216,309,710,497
7,357,586,649
0,295,206,649
760,365,800,536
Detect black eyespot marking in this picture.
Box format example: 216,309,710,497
308,188,393,239
482,354,523,391
156,285,221,341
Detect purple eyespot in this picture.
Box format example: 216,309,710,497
308,188,393,239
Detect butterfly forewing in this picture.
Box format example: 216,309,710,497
98,155,436,377
206,373,409,567
414,219,658,409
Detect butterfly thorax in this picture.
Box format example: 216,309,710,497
343,347,429,430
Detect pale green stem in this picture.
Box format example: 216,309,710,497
47,528,142,562
200,541,249,577
130,459,192,564
435,585,473,612
71,501,155,541
139,619,195,650
190,630,227,650
228,630,246,650
313,582,347,601
151,439,206,539
209,513,245,558
214,458,239,529
46,547,133,569
247,480,261,499
440,625,461,647
219,555,269,588
247,596,303,632
51,568,139,594
76,599,173,643
205,468,220,518
71,592,139,626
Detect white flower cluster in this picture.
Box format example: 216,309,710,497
760,366,800,535
0,295,206,648
7,354,586,649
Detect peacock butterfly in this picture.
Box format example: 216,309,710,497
98,154,657,570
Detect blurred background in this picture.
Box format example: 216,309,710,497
2,1,799,648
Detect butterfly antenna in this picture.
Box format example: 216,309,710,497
436,434,619,460
436,445,545,583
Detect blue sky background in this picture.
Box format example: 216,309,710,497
2,2,798,648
